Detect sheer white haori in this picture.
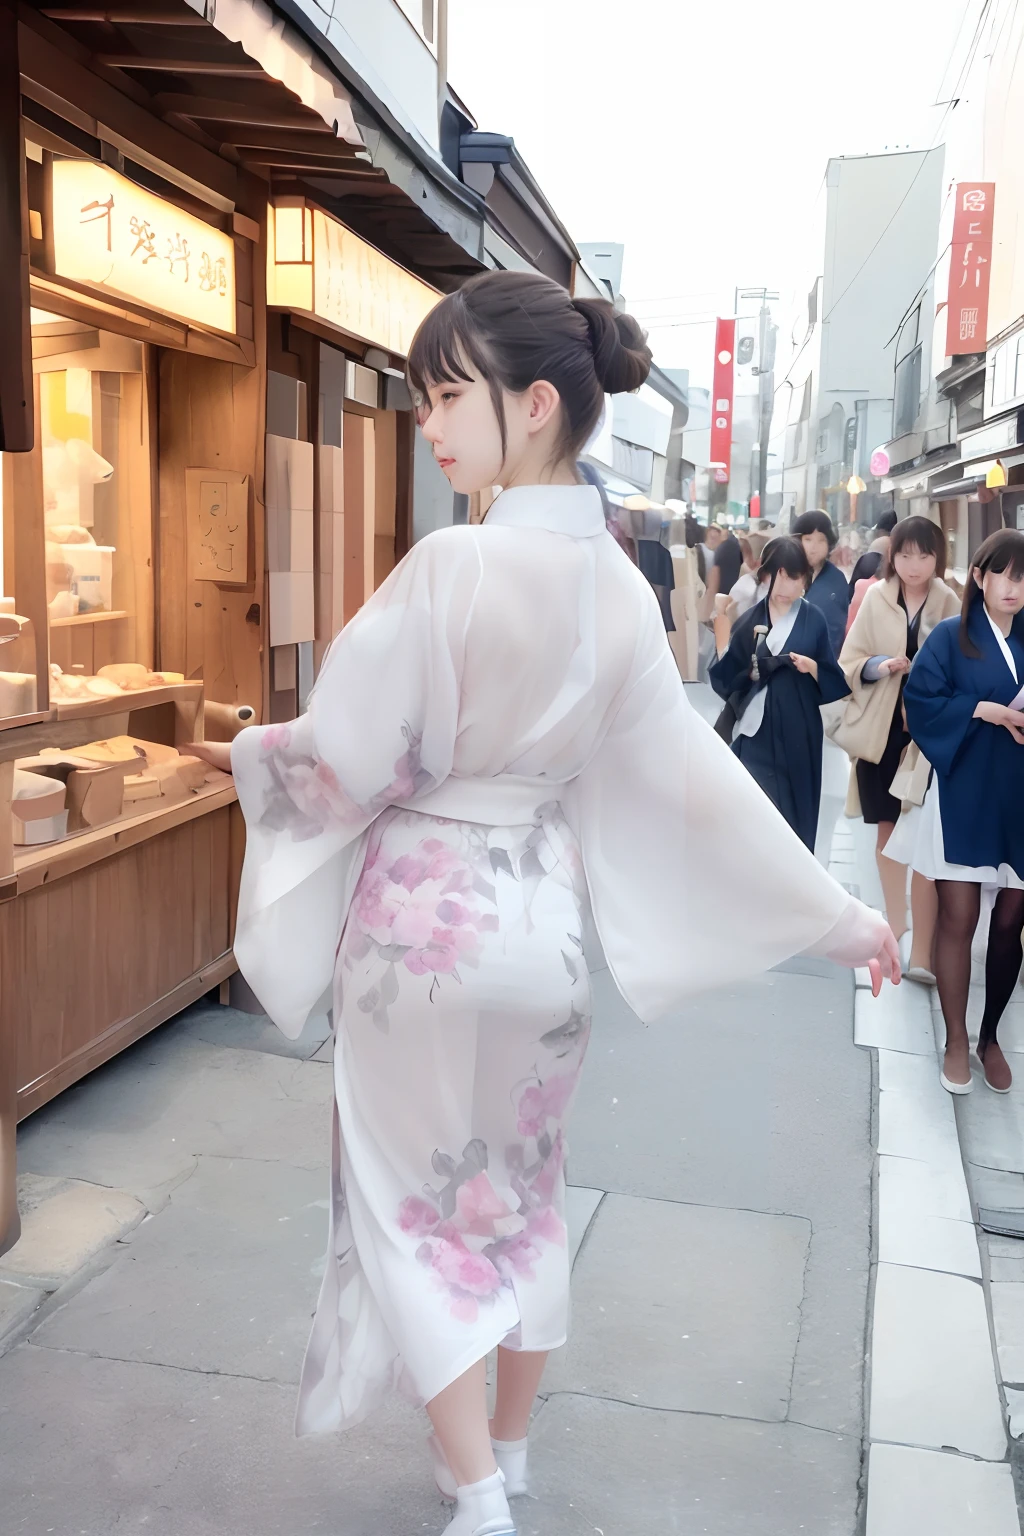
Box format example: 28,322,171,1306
233,484,881,1035
230,484,888,1434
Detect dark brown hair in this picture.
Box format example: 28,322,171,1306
791,510,837,550
407,270,652,462
882,514,946,581
959,528,1024,657
757,535,811,593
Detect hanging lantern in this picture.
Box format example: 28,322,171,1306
986,460,1008,488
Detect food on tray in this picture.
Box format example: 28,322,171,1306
49,663,190,701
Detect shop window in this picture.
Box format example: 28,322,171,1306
34,314,155,697
893,345,923,437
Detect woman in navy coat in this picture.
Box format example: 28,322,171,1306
791,509,850,657
710,537,850,849
901,530,1024,1095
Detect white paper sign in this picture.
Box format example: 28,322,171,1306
52,160,236,333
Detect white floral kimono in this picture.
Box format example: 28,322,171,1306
231,484,885,1436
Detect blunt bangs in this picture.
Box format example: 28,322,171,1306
407,291,509,453
983,533,1024,583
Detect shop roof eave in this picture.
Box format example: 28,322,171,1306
269,0,484,238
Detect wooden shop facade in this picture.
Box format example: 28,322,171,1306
0,0,481,1254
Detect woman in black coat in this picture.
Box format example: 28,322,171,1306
710,537,850,849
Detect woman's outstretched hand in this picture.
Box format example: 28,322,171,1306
184,740,232,773
868,927,902,998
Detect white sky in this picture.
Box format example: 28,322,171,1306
448,0,981,387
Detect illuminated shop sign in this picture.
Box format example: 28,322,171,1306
51,160,236,332
267,200,438,357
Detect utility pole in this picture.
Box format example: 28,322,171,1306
735,287,778,516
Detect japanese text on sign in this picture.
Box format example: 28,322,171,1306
709,318,736,485
946,182,995,357
52,160,235,333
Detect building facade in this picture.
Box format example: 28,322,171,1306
772,149,945,532
875,0,1024,584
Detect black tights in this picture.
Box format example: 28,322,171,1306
934,881,1024,1055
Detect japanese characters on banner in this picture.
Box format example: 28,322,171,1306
311,210,439,355
710,318,736,485
51,160,236,333
946,182,995,357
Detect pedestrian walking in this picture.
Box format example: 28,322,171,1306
190,271,897,1536
709,536,850,850
837,516,960,981
727,531,772,621
848,508,898,590
791,510,851,656
712,523,744,597
712,531,771,656
896,530,1024,1095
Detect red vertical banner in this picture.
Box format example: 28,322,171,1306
710,318,735,485
946,182,995,356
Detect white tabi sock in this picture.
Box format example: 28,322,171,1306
487,1436,528,1497
429,1433,529,1500
444,1470,516,1536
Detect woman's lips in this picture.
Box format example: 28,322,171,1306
437,457,455,469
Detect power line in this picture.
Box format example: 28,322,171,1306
934,0,981,104
820,1,992,329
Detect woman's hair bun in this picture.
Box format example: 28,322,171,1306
571,297,652,394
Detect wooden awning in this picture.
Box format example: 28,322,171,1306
32,1,377,182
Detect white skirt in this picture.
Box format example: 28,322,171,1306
884,779,1024,889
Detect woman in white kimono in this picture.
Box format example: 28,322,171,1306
191,271,898,1536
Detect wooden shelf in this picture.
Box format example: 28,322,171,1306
50,609,129,629
0,681,204,763
13,776,237,894
53,680,203,721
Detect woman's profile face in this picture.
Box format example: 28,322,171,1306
893,542,937,588
417,366,506,494
977,565,1024,617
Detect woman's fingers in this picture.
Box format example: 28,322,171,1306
869,957,882,997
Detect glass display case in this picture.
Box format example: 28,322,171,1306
0,310,234,859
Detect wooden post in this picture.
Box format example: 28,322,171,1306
0,752,17,1254
0,0,31,453
343,412,375,616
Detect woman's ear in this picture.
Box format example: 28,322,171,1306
524,380,562,437
973,566,984,592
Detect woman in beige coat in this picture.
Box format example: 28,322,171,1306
837,517,960,979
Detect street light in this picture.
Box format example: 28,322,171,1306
847,473,866,523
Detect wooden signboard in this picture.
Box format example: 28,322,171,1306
185,468,250,586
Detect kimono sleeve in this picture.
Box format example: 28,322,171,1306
903,624,978,776
565,636,888,1024
808,606,850,706
230,528,481,1037
708,614,753,700
840,583,887,698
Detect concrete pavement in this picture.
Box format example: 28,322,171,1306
4,694,1020,1534
0,944,875,1532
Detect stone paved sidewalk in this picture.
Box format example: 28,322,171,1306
838,817,1020,1535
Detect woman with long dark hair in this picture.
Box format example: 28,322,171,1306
710,537,850,849
838,516,960,979
901,529,1024,1095
190,271,896,1536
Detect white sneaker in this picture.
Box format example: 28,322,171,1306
430,1433,528,1501
443,1470,516,1535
